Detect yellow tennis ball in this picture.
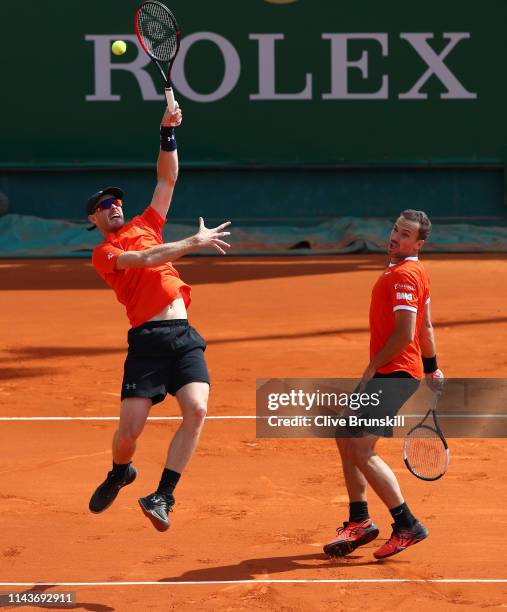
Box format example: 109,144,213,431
112,40,127,56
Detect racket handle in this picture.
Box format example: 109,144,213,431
165,87,176,113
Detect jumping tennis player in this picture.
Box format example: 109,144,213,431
87,104,231,532
325,210,444,559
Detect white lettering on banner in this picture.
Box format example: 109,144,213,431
86,32,477,103
322,33,388,100
399,33,477,100
249,34,312,100
85,35,163,101
172,32,241,102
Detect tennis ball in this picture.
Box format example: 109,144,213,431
112,40,127,56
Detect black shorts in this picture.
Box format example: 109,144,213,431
337,371,420,438
121,320,210,405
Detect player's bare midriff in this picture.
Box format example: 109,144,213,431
148,295,187,321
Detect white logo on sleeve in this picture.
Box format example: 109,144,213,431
107,252,114,260
396,292,413,301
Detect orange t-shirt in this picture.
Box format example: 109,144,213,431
92,206,191,328
369,257,430,378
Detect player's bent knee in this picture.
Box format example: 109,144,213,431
182,402,207,428
347,442,373,467
118,423,144,444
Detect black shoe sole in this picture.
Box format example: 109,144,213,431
324,525,380,558
89,467,137,514
138,498,170,532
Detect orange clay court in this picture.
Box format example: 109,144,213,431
0,254,506,611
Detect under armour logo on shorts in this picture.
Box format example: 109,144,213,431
125,383,137,390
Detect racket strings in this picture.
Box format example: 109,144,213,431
137,2,178,61
405,429,448,479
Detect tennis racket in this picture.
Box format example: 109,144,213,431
403,393,450,481
134,1,181,112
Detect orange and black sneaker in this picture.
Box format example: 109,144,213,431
324,519,379,558
373,521,429,559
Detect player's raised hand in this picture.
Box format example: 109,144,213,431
161,101,182,127
425,368,445,394
194,217,232,255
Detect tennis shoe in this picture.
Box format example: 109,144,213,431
138,492,175,532
89,464,137,513
373,521,429,559
324,519,379,557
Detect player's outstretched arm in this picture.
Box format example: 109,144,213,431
419,302,445,391
149,104,182,221
115,218,231,269
419,302,437,358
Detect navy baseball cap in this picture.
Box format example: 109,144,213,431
86,186,124,231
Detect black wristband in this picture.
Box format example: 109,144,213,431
422,355,438,374
160,126,177,152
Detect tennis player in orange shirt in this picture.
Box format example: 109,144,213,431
87,103,231,532
324,210,444,559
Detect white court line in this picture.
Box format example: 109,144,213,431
0,416,257,421
404,414,507,418
0,415,505,421
0,579,506,586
